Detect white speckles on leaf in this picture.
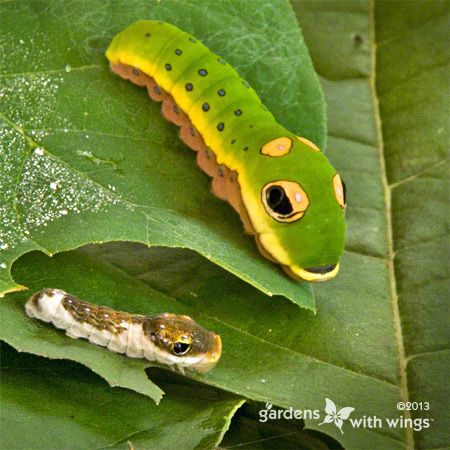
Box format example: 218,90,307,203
1,32,53,76
0,119,123,251
0,126,28,246
17,152,122,231
29,130,49,140
0,72,69,132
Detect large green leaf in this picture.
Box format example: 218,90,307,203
373,2,449,449
0,244,403,449
1,1,448,449
0,0,325,309
294,0,449,448
0,343,244,450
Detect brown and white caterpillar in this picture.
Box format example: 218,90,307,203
25,289,222,373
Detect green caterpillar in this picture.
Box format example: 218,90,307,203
106,20,346,282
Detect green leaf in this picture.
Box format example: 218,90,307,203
374,2,449,449
0,0,326,309
0,244,420,449
1,1,448,449
0,343,244,450
293,0,449,448
1,251,165,403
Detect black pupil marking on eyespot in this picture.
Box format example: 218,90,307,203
198,69,207,76
217,122,225,131
165,63,172,71
145,32,151,37
202,103,210,111
218,89,225,96
173,342,190,355
266,186,293,216
185,83,193,91
234,109,242,116
231,139,236,144
341,180,347,203
175,49,182,55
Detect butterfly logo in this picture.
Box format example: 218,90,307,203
318,398,355,434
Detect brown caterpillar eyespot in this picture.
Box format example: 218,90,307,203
261,137,292,157
172,341,191,356
333,174,346,208
262,181,309,223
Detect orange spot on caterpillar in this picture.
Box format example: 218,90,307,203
261,137,292,157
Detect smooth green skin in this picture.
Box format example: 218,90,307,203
107,20,346,271
248,143,346,268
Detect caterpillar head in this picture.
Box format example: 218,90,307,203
243,136,346,282
143,313,222,372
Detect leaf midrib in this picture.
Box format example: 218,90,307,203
369,1,413,449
